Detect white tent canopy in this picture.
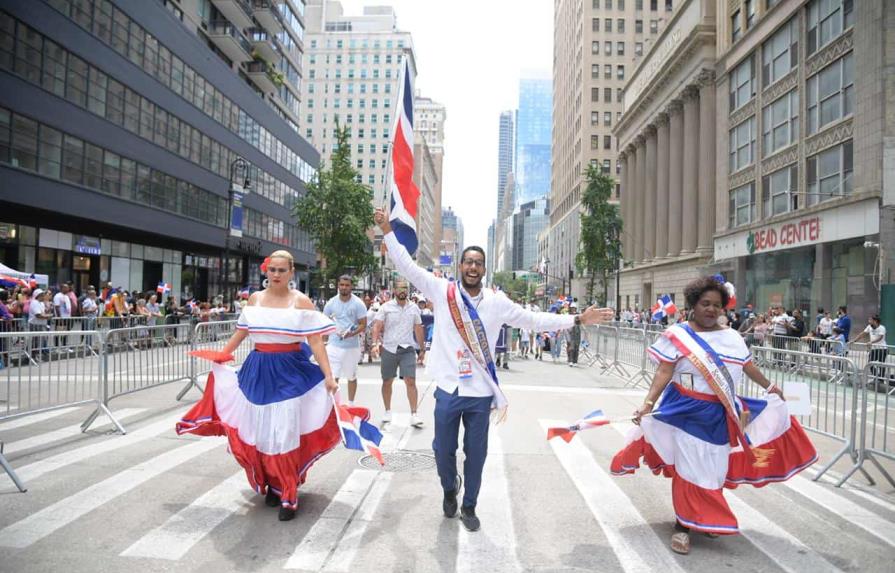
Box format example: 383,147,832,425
0,263,49,287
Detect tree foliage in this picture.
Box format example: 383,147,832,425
491,271,535,302
575,166,623,305
293,123,376,287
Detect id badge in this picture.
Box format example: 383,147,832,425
458,349,473,380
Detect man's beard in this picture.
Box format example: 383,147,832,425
461,275,482,290
397,293,407,300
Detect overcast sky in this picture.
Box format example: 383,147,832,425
338,0,554,249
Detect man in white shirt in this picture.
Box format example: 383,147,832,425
372,281,426,428
854,314,888,383
375,209,614,532
53,284,74,351
323,275,368,405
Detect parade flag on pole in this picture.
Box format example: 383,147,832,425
546,410,611,442
336,402,384,465
386,56,420,255
651,294,677,321
157,281,172,296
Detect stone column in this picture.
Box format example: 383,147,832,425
634,136,646,263
643,125,657,262
655,113,670,260
681,86,700,254
697,71,716,254
619,150,630,261
667,100,684,258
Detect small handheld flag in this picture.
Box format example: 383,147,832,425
546,410,610,443
157,281,172,296
651,294,677,321
336,402,384,465
386,56,420,255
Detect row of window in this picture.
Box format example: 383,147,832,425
42,0,316,183
592,87,625,103
591,64,626,80
592,0,673,10
593,17,660,34
591,111,621,127
732,0,853,52
728,140,853,228
0,15,301,210
310,52,401,66
308,81,393,95
310,37,406,51
592,41,630,56
728,50,852,173
306,112,390,125
307,66,400,81
590,134,614,150
305,97,393,111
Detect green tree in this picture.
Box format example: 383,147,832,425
293,123,376,291
576,166,623,305
491,271,533,301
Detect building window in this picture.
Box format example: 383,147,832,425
635,42,643,56
602,159,611,174
762,17,798,86
728,116,755,173
762,165,798,218
606,0,612,9
729,183,755,228
806,140,853,206
665,0,673,11
604,135,612,149
591,87,599,102
617,88,624,102
650,0,658,9
806,53,853,134
604,64,611,78
593,18,600,32
619,0,626,9
606,19,613,33
605,41,612,55
604,87,612,101
592,42,600,55
617,65,625,80
591,135,599,149
729,56,754,111
604,111,612,126
636,0,643,10
617,42,625,55
807,0,854,56
618,19,625,32
591,111,599,125
650,19,658,33
762,90,799,157
635,19,643,33
593,0,600,8
731,10,742,42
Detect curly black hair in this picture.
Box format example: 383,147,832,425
684,276,729,309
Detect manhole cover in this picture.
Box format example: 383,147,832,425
358,450,436,472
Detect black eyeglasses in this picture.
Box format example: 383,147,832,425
461,259,485,268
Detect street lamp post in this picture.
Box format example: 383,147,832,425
225,157,251,306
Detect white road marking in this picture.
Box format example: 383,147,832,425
0,407,82,432
322,473,394,572
3,408,146,455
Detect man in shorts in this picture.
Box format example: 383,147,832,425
324,275,368,405
372,281,426,428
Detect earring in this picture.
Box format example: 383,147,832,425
263,278,270,289
288,280,297,290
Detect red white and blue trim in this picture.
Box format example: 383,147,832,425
387,56,420,255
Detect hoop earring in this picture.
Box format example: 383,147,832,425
262,278,270,289
288,280,296,290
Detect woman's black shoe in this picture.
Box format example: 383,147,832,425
278,506,296,521
265,490,280,507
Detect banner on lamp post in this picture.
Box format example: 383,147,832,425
229,183,244,238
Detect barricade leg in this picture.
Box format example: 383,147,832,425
80,402,127,434
0,450,26,492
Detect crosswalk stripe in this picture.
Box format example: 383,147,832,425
725,494,845,573
283,469,379,570
120,471,250,560
539,419,686,573
609,420,845,572
0,438,221,549
0,407,82,432
3,408,146,455
783,475,895,549
322,472,394,572
457,431,522,573
9,412,184,484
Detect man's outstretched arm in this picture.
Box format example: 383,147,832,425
374,208,441,299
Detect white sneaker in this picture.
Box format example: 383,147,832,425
382,411,392,424
410,414,424,428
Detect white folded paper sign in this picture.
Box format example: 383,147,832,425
783,382,812,416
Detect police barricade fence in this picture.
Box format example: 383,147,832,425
580,325,615,370
844,361,895,489
751,333,895,375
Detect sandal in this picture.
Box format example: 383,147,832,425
704,532,720,539
671,531,690,555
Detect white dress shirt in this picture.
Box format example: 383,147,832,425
384,232,575,399
374,299,422,353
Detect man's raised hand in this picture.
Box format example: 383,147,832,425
374,208,392,234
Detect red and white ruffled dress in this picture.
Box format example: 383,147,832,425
610,326,818,535
176,306,341,510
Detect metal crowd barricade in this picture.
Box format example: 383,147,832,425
0,318,34,366
182,320,249,400
610,326,653,388
0,329,117,492
841,361,895,489
746,346,868,484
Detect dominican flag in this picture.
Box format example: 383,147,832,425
651,294,677,321
157,281,171,296
336,402,384,465
238,286,251,298
387,56,420,255
547,409,611,442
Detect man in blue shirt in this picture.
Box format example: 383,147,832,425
836,306,852,341
323,275,368,405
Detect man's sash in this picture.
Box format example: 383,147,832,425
446,281,508,413
663,323,773,467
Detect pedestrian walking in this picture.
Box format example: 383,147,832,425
372,281,426,428
323,275,368,406
567,306,581,367
374,208,613,532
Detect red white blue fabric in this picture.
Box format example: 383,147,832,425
176,306,341,510
336,403,384,464
651,294,677,321
387,57,420,255
547,409,610,442
611,325,817,534
157,281,171,296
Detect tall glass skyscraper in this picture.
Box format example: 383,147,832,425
514,77,552,208
497,110,514,217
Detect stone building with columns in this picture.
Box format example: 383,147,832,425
615,0,718,312
711,0,894,331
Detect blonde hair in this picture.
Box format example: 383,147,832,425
269,250,294,267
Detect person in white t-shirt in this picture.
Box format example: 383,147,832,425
854,315,888,384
